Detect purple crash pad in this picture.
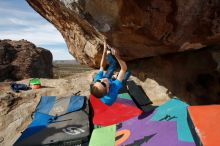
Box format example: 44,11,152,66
116,112,195,146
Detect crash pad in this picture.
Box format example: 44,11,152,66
150,98,194,142
116,113,195,146
188,105,220,146
89,125,116,146
90,95,142,126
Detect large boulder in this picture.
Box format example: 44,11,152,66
26,0,220,67
0,39,53,81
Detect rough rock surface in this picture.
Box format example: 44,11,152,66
27,0,220,67
0,39,53,81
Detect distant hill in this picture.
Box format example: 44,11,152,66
53,60,79,65
53,60,92,78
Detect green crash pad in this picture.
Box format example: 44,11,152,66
89,125,116,146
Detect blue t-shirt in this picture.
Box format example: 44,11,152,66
94,70,122,106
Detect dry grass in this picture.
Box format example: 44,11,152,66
53,63,92,79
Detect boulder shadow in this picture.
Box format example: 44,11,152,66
128,45,220,105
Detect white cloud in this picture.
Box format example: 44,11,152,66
0,14,65,46
50,48,75,60
0,0,74,60
0,7,36,17
0,23,65,45
8,17,37,26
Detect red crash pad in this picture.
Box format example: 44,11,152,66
90,95,142,126
188,105,220,146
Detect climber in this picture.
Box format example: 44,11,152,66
90,40,131,106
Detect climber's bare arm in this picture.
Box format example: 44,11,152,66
100,41,107,71
111,49,127,82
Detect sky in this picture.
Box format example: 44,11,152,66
0,0,74,60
